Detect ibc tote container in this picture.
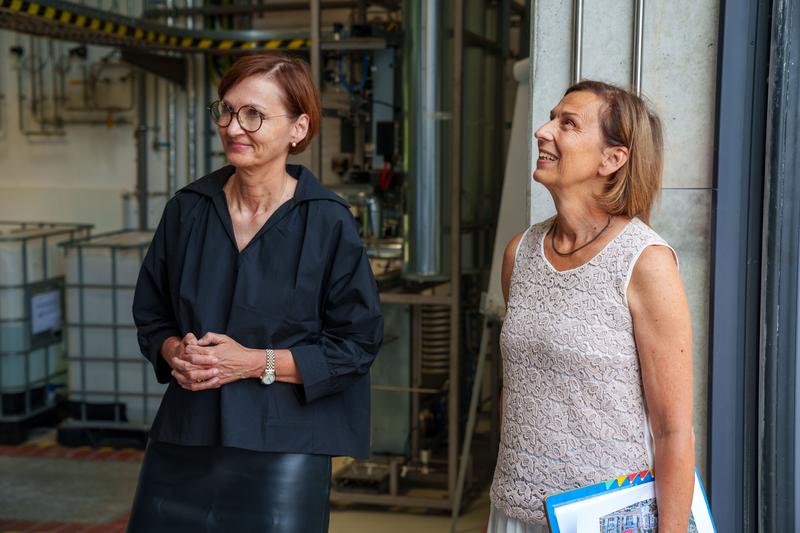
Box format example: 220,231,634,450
0,222,92,440
62,230,165,431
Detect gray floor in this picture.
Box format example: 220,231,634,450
0,431,491,533
0,456,140,524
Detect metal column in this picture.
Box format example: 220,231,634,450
448,0,463,503
759,0,800,529
708,0,771,530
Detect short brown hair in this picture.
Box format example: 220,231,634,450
565,80,663,223
218,53,321,155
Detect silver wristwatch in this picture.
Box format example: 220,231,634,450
260,348,276,385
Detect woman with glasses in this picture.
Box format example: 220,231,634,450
128,53,384,532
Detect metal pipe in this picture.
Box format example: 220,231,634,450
310,0,322,178
185,0,197,182
166,0,178,195
136,71,149,231
151,75,161,149
30,36,44,125
48,40,62,128
632,0,645,95
411,305,422,459
111,248,121,422
203,56,213,174
15,42,64,138
571,0,584,84
167,85,178,193
449,0,464,506
143,1,368,17
409,0,442,277
0,41,5,140
371,384,441,394
450,316,489,530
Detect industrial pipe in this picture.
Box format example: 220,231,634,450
571,0,584,84
632,0,645,95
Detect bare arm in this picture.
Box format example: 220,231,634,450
627,245,694,532
498,232,524,425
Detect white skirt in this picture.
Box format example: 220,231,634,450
487,504,548,533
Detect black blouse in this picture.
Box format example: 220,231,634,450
133,164,384,458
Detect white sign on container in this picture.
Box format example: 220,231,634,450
31,289,62,335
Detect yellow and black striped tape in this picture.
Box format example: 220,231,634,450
0,0,311,52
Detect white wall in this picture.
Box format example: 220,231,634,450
0,33,139,233
527,0,718,477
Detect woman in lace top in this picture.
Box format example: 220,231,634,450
488,81,694,532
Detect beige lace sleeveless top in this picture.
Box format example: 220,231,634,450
489,217,676,525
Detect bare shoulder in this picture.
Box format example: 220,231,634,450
628,244,684,313
501,231,526,305
630,245,679,286
504,232,525,264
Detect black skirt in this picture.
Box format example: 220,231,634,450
128,441,332,533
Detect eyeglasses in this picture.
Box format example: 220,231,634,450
208,100,289,133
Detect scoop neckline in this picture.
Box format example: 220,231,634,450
539,217,636,274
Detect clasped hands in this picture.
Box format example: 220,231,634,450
164,332,264,392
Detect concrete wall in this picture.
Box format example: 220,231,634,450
527,0,719,478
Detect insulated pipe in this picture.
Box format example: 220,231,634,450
412,0,442,276
571,0,584,84
632,0,645,95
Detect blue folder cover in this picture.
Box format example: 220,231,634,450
543,469,715,533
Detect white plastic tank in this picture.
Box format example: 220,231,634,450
0,222,92,417
64,230,165,426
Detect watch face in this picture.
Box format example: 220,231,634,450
262,373,276,385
